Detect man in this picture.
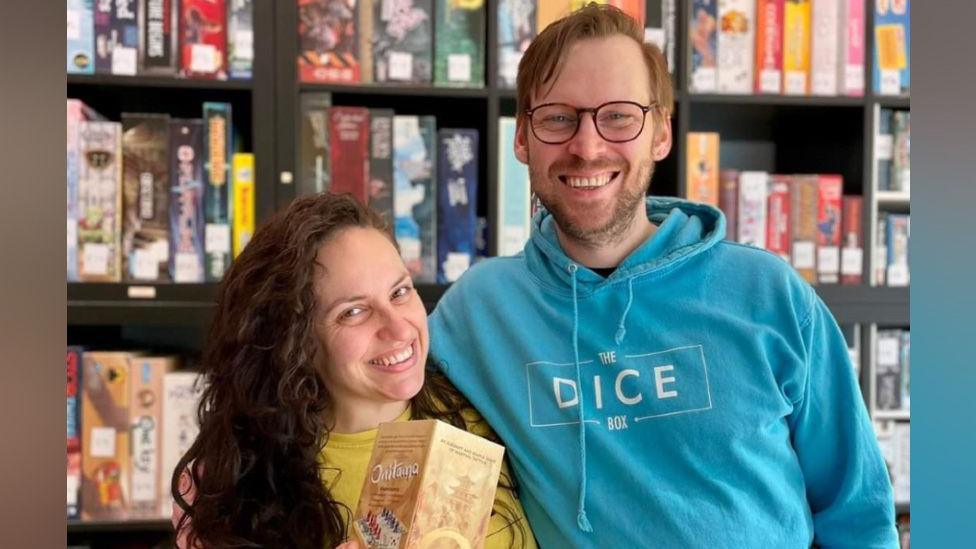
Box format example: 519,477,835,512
429,4,898,548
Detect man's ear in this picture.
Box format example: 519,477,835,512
652,115,673,161
514,117,529,165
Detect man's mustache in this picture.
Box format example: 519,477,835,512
548,158,627,174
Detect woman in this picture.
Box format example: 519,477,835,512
172,193,535,548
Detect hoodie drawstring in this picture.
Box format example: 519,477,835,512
568,264,593,532
614,277,636,345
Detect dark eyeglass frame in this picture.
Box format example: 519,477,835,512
524,100,657,145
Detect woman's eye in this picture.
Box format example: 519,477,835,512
340,306,365,320
392,286,412,300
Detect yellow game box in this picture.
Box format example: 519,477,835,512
353,419,504,549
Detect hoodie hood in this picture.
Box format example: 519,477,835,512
525,196,726,295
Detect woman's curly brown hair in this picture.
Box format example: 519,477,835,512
172,192,527,548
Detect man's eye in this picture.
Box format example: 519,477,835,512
545,115,573,124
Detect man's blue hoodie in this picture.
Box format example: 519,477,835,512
429,197,898,548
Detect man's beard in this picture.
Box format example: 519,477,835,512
530,157,655,248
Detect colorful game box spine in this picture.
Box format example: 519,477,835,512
874,329,903,411
368,108,396,226
475,215,489,261
875,107,894,191
81,352,133,520
895,423,911,501
765,174,791,262
497,0,537,88
885,213,909,287
839,0,864,96
815,174,843,283
900,330,911,412
232,153,255,258
790,174,819,283
632,0,675,74
436,128,478,284
180,0,228,79
685,132,719,206
122,113,171,282
328,106,371,205
203,102,233,281
433,0,485,87
718,169,739,241
169,119,206,283
373,0,434,83
496,117,530,256
161,372,205,518
753,0,783,93
359,0,376,83
393,115,438,283
875,212,887,285
228,0,254,79
65,99,78,282
68,0,96,74
891,110,910,193
736,171,767,249
840,195,863,285
662,0,677,73
109,0,140,75
717,0,754,94
689,0,718,92
418,115,440,279
68,100,102,282
138,0,178,75
128,356,177,517
299,92,332,196
94,0,113,73
298,0,360,83
78,120,124,282
782,0,811,95
67,346,84,519
68,102,79,281
643,1,666,67
872,0,909,95
810,0,840,96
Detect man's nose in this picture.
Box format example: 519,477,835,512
566,112,607,160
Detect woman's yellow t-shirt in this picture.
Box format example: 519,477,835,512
321,408,537,548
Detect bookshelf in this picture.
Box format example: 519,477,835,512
67,73,254,90
67,0,910,541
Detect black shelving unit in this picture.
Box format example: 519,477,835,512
66,1,276,545
67,73,253,90
66,281,905,329
68,0,910,539
687,92,866,107
68,518,173,533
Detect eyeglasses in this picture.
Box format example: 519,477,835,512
524,101,656,145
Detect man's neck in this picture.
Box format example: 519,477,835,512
557,213,657,269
